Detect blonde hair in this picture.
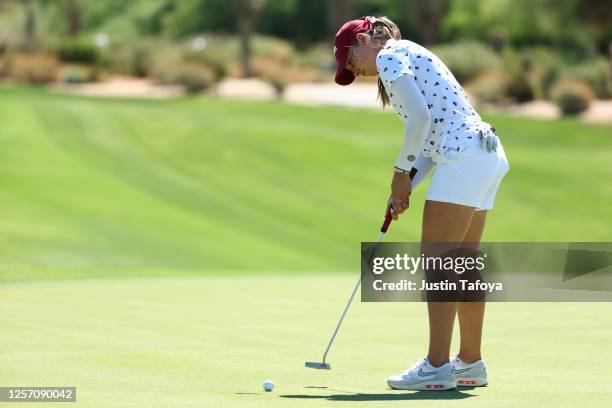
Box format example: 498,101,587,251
360,16,401,108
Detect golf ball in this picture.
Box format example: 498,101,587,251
263,380,274,392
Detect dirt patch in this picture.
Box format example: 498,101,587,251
581,100,612,124
284,83,612,124
50,76,185,99
284,82,380,108
214,78,277,100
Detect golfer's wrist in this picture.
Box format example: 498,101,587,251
394,165,411,175
395,152,417,174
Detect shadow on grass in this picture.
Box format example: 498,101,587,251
281,388,477,401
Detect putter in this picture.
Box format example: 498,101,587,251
306,168,417,370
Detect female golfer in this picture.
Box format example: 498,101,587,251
333,16,509,390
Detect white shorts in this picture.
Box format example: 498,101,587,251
427,126,510,211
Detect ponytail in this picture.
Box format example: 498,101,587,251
368,17,401,108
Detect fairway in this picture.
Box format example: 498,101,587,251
2,275,612,408
1,86,612,281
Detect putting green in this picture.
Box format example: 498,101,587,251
2,275,611,407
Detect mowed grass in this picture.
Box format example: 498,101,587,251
0,85,611,280
2,276,612,408
1,86,612,407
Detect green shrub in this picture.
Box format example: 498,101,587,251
175,65,214,93
182,34,296,80
519,47,562,99
7,53,58,84
551,79,595,115
187,35,239,65
266,77,285,96
506,73,534,102
501,47,611,101
57,39,99,64
292,44,334,70
430,41,501,84
0,55,7,78
466,71,510,103
500,47,559,101
563,58,611,99
251,55,320,89
151,59,214,93
196,53,227,80
111,40,162,77
182,46,228,80
252,35,294,65
58,65,92,84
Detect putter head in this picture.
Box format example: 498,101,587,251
305,361,331,370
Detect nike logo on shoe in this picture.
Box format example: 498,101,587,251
453,367,472,374
417,368,437,377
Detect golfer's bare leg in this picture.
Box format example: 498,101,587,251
421,200,476,367
457,210,487,363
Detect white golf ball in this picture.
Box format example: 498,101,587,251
263,380,274,392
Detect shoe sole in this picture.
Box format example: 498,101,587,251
387,380,457,391
455,377,488,387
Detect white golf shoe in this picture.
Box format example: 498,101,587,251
451,355,488,387
387,358,457,391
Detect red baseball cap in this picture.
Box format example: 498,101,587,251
333,16,376,86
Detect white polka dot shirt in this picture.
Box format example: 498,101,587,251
376,39,482,170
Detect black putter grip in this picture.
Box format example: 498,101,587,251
381,168,418,233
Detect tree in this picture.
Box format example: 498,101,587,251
34,0,84,39
230,0,266,78
24,0,36,51
328,0,355,37
441,0,608,55
576,0,612,53
66,0,81,37
414,0,449,44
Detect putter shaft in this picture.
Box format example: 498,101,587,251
320,230,384,365
307,168,417,369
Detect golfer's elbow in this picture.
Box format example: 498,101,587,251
410,106,430,129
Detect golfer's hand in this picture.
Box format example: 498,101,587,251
389,171,412,220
